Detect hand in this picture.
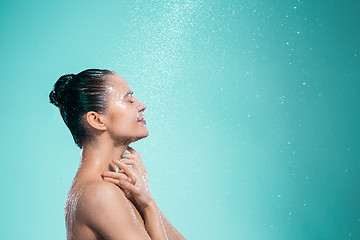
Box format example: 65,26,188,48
102,146,154,211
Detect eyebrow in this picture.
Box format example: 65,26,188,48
123,91,134,98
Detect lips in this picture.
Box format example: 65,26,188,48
138,117,146,124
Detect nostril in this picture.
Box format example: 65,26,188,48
139,102,146,112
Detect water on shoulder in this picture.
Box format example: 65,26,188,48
64,180,85,240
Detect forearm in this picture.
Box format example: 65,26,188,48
158,209,186,240
142,201,169,240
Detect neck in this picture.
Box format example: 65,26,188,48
78,137,130,178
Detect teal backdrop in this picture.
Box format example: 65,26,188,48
0,0,359,239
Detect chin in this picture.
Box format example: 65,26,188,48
139,130,150,139
114,130,149,145
131,130,149,143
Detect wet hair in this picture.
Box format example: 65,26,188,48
49,69,114,148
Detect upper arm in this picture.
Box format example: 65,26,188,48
78,183,150,240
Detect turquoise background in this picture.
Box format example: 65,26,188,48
0,0,359,239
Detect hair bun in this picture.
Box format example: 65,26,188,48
49,74,75,108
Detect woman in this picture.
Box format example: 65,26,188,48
49,69,186,240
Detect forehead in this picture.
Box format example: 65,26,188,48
106,73,132,95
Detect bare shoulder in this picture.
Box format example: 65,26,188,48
81,181,125,203
75,180,149,239
77,180,128,220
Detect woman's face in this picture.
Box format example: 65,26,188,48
104,73,148,143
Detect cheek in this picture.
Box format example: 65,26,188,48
109,108,137,129
114,99,126,109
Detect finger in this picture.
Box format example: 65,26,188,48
121,153,136,159
123,155,142,166
113,159,138,183
126,146,143,164
123,156,145,171
123,157,145,172
121,159,138,170
102,171,133,183
103,177,132,186
117,179,138,194
127,146,138,155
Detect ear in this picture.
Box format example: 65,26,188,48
86,111,107,131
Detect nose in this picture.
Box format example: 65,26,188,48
137,99,146,112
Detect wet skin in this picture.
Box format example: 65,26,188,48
64,73,185,240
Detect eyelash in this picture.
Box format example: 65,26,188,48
129,100,134,104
